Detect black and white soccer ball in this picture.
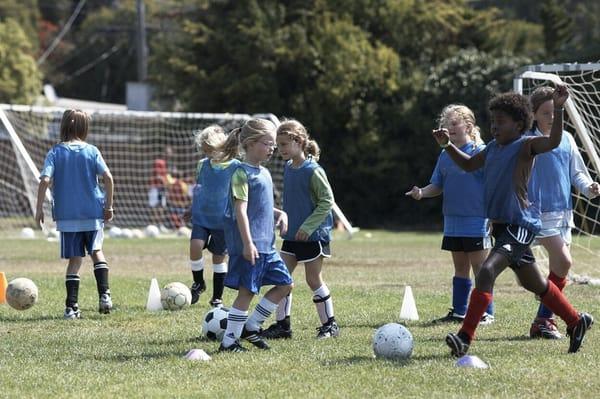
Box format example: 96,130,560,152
160,282,192,311
373,323,413,360
202,307,229,341
6,277,38,311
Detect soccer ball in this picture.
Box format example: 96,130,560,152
202,307,229,341
20,227,35,239
6,278,38,310
145,224,160,238
160,282,192,310
108,226,122,238
373,323,414,360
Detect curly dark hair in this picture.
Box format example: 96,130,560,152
489,92,533,134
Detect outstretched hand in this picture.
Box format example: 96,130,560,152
590,182,600,197
405,186,423,200
553,85,569,108
432,128,450,147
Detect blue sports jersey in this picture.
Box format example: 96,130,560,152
483,137,541,233
430,142,488,237
191,158,240,229
527,128,572,213
224,163,275,255
282,159,333,242
40,143,108,232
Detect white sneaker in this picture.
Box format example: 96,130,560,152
480,313,495,326
99,293,113,314
64,305,81,320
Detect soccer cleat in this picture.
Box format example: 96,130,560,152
433,309,465,323
480,313,495,326
99,292,113,314
209,298,223,308
316,321,340,339
529,317,562,339
446,332,470,357
241,327,270,349
64,305,82,320
190,281,206,305
567,313,594,353
261,322,293,339
218,340,248,353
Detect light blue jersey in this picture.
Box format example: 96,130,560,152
430,142,488,237
40,142,108,232
483,137,541,234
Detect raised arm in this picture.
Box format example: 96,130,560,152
432,129,485,172
529,85,569,155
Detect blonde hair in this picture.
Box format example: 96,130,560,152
276,119,321,161
438,104,483,145
194,125,226,157
60,109,90,142
217,118,276,162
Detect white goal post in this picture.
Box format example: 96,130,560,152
0,105,357,237
514,63,600,278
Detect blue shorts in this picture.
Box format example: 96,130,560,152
60,230,104,259
191,225,227,256
224,251,293,295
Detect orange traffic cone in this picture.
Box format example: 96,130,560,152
0,272,7,304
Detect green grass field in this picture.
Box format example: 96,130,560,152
1,231,599,398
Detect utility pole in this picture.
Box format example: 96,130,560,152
136,0,148,81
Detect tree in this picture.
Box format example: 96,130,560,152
540,0,573,58
0,19,42,104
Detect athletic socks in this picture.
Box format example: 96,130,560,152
313,285,334,325
246,297,278,332
452,276,471,316
276,294,293,322
222,307,248,348
190,258,205,285
540,280,579,328
537,271,567,319
459,288,492,342
65,274,80,308
212,262,227,301
93,261,110,295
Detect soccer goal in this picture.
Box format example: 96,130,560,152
514,63,600,280
0,105,357,237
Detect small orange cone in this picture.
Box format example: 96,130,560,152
0,272,7,304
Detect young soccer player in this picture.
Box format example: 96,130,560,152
526,86,600,339
261,119,338,340
35,109,114,319
406,105,494,325
218,118,294,352
183,125,240,306
433,86,593,356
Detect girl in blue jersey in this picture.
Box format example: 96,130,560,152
434,87,593,357
261,120,337,340
35,109,114,319
406,105,494,325
217,118,294,352
183,125,240,307
526,87,600,339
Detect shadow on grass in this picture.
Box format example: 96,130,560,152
97,350,188,362
322,355,414,367
0,314,60,322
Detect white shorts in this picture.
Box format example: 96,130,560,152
533,226,572,246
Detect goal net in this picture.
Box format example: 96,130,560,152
514,63,600,281
0,106,356,237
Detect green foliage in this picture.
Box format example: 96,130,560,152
0,19,42,104
540,0,574,57
0,0,40,54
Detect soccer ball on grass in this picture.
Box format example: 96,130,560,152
6,278,38,310
202,307,229,341
373,323,413,360
160,282,192,310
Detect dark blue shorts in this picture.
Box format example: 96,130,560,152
191,225,227,256
224,251,293,295
60,230,104,259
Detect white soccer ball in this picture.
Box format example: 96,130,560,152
6,278,38,310
108,226,122,238
160,282,192,311
131,229,144,239
20,227,35,239
373,323,414,360
121,228,134,239
145,224,160,238
202,307,229,341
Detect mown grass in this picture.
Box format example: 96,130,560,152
0,231,599,398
